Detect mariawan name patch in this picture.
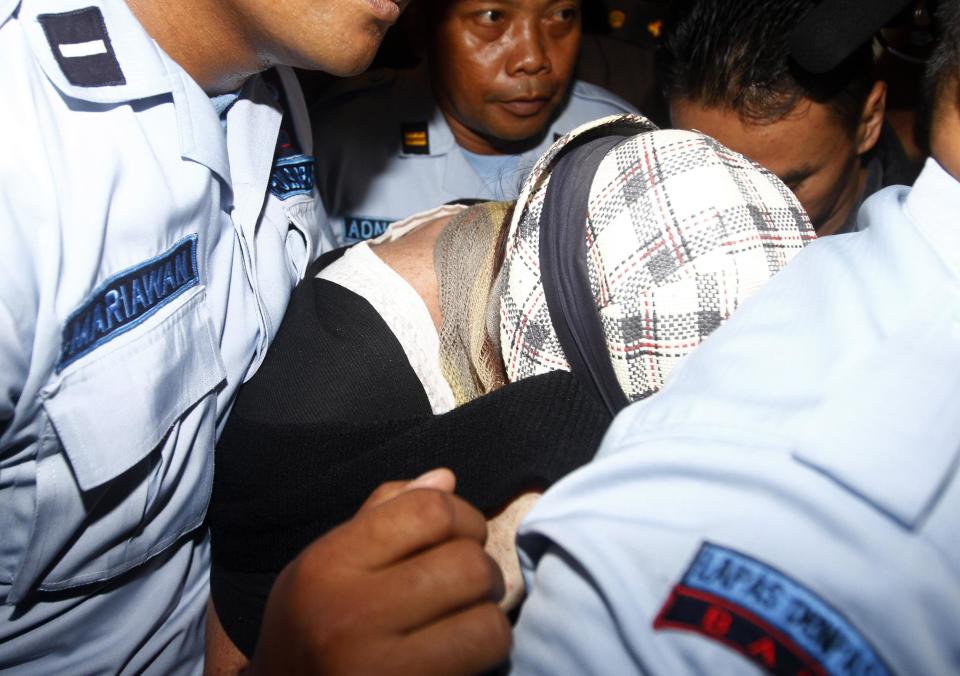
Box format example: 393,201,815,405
58,235,199,371
653,543,890,676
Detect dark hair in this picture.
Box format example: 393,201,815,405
926,0,960,107
658,0,876,134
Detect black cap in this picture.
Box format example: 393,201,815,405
790,0,913,72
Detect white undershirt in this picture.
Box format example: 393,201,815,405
317,205,466,414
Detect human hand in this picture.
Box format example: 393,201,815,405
246,469,511,675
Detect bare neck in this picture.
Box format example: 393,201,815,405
126,0,264,94
816,158,869,237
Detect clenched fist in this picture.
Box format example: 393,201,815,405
243,469,511,675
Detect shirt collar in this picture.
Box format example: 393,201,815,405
1,0,20,26
169,65,283,197
19,0,173,104
166,57,231,186
905,158,960,275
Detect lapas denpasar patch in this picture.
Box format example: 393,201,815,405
653,543,890,676
58,235,199,371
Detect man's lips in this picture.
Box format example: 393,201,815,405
497,97,551,117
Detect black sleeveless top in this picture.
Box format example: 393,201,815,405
208,250,612,657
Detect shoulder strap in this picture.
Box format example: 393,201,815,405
538,133,631,416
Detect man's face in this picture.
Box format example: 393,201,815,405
227,0,413,77
430,0,581,154
671,98,863,235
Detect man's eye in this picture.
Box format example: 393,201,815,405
779,173,811,191
475,9,504,25
552,7,578,21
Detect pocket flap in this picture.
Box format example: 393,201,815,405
43,289,226,491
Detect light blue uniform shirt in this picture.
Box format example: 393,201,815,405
512,159,960,675
461,150,522,201
0,1,329,671
311,65,637,245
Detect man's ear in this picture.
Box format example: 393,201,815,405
856,80,887,155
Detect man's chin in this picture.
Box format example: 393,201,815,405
331,61,375,78
300,29,384,76
494,106,559,134
485,124,551,154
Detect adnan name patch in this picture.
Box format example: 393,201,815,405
653,543,890,676
58,236,200,371
343,216,394,242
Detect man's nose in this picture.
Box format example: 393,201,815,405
506,20,551,76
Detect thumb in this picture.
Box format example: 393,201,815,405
360,468,457,511
406,467,456,492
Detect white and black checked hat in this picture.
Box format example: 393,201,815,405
499,115,816,403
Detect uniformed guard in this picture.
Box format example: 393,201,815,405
0,0,334,671
311,0,638,247
1,0,520,671
509,1,960,673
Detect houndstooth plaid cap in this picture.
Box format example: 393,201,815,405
499,114,816,402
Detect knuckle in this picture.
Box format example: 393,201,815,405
453,540,499,592
280,553,310,591
475,602,512,651
295,533,334,572
367,481,398,503
411,489,457,536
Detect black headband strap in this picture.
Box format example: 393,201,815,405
538,134,631,416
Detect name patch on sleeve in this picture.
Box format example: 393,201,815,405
270,154,315,200
58,235,199,371
653,543,890,676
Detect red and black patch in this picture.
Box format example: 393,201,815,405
655,586,825,675
653,543,890,676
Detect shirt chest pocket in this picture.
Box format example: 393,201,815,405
7,289,226,602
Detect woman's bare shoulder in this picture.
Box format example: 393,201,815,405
370,213,452,269
369,213,452,330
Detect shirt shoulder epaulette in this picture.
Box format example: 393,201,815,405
9,2,171,105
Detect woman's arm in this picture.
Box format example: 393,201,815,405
210,370,612,583
485,491,541,611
